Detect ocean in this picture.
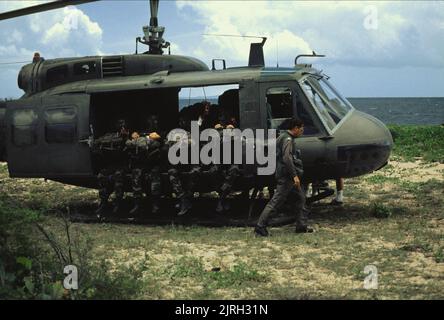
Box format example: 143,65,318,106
348,97,444,125
179,97,444,125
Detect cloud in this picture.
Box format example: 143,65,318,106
0,1,103,60
0,1,103,97
176,1,444,68
39,6,103,55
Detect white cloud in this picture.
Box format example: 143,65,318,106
0,1,103,97
0,1,103,61
39,6,103,55
176,1,444,68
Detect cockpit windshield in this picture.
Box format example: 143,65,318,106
300,77,353,131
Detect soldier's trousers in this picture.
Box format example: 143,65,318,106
98,168,124,202
131,168,144,199
220,165,241,198
168,168,185,198
98,169,112,202
149,166,162,197
257,177,306,228
114,169,124,201
186,165,204,197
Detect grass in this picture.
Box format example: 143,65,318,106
388,125,444,163
0,125,443,300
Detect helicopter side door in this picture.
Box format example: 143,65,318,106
5,94,93,178
258,81,330,180
5,97,45,176
40,94,93,177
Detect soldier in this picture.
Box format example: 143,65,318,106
197,101,217,130
178,122,226,216
175,130,196,216
32,52,44,63
254,118,314,237
216,124,242,214
166,162,191,216
125,131,150,215
145,132,163,214
94,119,129,218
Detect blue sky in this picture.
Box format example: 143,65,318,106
0,0,443,98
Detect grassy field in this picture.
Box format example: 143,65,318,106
0,125,443,299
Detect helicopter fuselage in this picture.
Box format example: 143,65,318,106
0,54,393,191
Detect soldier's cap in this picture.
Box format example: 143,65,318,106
149,132,161,140
214,123,224,130
131,131,140,139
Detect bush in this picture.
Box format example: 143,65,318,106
388,125,444,163
370,202,392,219
0,199,150,300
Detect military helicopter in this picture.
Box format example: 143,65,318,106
0,0,393,224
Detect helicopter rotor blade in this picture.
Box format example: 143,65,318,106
0,0,99,21
149,0,159,27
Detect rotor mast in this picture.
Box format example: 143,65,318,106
138,0,170,55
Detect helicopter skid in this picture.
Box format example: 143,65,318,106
68,197,297,227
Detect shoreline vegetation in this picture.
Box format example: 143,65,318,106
0,125,443,299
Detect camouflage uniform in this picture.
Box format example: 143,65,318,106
216,164,241,213
145,137,163,213
166,130,195,216
160,138,185,202
126,135,150,214
93,126,129,216
216,128,242,213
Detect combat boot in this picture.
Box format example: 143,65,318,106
295,225,314,233
254,225,269,237
177,197,192,216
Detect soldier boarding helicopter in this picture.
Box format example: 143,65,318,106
0,0,393,225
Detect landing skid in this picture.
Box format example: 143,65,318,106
68,187,334,227
68,197,296,227
306,187,335,204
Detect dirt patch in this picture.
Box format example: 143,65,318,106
388,160,444,182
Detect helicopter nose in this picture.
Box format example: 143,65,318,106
335,110,393,177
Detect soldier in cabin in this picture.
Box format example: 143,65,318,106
125,131,150,215
216,123,242,214
94,119,129,218
144,131,163,214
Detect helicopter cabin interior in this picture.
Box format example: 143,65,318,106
89,81,325,140
89,85,242,138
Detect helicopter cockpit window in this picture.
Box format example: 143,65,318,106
266,87,293,129
301,77,353,131
73,62,96,76
46,65,68,84
12,109,38,146
44,107,77,144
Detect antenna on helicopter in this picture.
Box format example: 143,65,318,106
295,51,326,64
203,34,267,67
137,0,170,55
